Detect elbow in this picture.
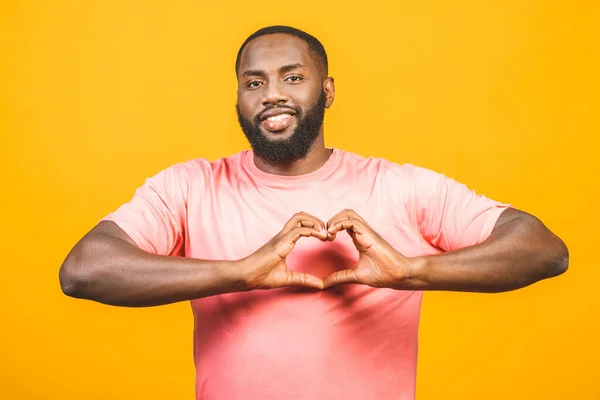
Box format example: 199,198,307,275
544,238,569,279
59,263,84,298
59,261,85,299
59,245,97,299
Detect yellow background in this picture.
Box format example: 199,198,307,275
1,1,598,399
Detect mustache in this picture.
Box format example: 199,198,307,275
256,105,301,122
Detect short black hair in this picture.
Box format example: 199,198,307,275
235,25,328,77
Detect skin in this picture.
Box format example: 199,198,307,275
321,208,568,292
59,33,569,307
236,34,335,175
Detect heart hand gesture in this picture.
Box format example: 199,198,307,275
323,209,411,289
239,212,329,290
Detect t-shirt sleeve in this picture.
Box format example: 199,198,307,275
408,164,512,252
100,164,189,256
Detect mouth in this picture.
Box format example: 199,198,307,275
259,109,297,133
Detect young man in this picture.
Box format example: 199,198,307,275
59,26,569,400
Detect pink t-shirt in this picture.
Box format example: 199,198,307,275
102,148,509,400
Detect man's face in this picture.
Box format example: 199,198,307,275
236,33,333,164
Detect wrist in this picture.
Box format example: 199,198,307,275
218,259,251,293
399,255,431,290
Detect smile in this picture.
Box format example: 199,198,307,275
260,113,296,132
266,113,292,121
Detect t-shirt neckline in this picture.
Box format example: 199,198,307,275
242,148,342,186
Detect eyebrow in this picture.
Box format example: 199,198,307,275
242,63,306,78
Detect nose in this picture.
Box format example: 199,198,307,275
261,81,289,107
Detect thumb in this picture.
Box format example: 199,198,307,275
282,270,324,290
323,269,359,288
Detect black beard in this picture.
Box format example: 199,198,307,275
236,91,327,165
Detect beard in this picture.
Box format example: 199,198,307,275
236,90,327,165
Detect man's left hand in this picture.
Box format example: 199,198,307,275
323,209,414,289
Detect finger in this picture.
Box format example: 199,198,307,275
295,212,326,231
296,214,328,238
285,226,328,243
327,218,364,235
327,216,350,234
323,269,360,288
326,209,365,229
299,219,328,237
284,271,324,290
327,212,366,234
282,212,327,235
273,227,326,258
326,209,351,229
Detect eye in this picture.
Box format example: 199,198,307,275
247,81,263,88
285,75,303,83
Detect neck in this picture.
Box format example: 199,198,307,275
252,133,332,176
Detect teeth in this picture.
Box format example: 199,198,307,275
266,113,291,121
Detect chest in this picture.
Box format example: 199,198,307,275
183,180,423,274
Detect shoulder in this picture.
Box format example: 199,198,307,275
336,149,440,183
153,151,247,183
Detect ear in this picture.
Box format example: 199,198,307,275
324,77,335,109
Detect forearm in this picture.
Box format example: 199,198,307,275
404,213,569,292
59,233,245,307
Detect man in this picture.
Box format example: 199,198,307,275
59,26,569,399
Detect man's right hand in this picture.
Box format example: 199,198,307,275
238,212,330,290
60,213,330,307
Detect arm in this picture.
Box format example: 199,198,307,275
406,207,569,292
59,221,244,307
58,163,243,307
322,208,568,293
59,214,328,307
322,160,569,292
